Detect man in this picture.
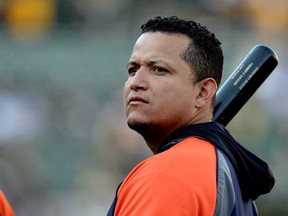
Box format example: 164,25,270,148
107,16,275,215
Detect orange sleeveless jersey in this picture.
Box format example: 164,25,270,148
114,137,217,216
0,191,15,216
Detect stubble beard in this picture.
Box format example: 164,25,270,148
127,119,162,142
128,120,152,136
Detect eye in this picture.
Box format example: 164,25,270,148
128,67,138,76
153,67,168,74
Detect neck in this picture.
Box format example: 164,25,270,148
144,120,214,154
144,137,167,154
136,124,178,154
133,111,214,154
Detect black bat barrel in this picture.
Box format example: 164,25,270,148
213,44,279,126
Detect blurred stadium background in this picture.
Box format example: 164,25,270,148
0,0,287,215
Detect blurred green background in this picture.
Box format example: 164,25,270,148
0,0,287,215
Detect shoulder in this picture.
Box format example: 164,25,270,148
123,137,217,185
155,137,217,177
115,138,217,215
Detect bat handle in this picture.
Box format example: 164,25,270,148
213,44,279,126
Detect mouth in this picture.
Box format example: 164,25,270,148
128,96,148,105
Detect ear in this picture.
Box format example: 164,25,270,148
195,78,217,108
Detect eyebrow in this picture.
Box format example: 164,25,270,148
127,59,171,68
127,61,137,68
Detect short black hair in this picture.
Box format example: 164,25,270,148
141,16,223,88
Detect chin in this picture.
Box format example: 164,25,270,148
127,118,153,135
127,119,147,130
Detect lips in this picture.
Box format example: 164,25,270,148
128,96,148,105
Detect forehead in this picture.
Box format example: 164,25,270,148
130,32,190,60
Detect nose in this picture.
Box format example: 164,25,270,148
129,67,148,91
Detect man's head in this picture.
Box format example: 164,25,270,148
124,16,223,153
141,16,223,91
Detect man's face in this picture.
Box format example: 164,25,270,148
124,32,201,136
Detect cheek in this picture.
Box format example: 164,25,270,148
162,82,189,100
159,84,196,112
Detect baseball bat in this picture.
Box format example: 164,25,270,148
213,44,279,126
